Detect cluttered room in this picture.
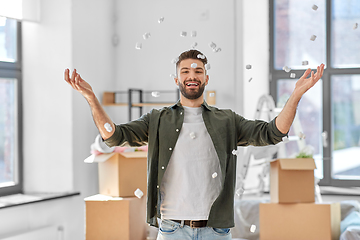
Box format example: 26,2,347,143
0,0,359,239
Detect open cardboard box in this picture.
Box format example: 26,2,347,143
97,152,148,197
270,158,316,203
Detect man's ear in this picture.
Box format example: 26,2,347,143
174,76,179,86
205,75,209,86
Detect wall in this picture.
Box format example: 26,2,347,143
109,0,268,122
71,0,118,209
111,0,241,122
22,0,74,194
242,0,270,119
240,0,271,190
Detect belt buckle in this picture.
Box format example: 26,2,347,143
189,220,203,228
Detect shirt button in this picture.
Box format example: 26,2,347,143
161,166,165,169
180,112,183,115
157,185,159,189
176,129,179,132
169,147,172,151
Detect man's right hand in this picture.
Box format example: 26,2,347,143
64,69,95,100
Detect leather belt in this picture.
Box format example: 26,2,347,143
171,219,208,228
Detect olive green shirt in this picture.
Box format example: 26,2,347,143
104,100,287,228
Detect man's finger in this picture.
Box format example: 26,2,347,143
74,74,82,91
71,69,77,82
301,68,312,79
315,66,320,79
75,74,80,86
64,69,70,82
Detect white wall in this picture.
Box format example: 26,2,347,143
111,0,241,122
242,0,270,119
71,0,118,207
240,0,271,190
22,0,74,193
109,0,268,122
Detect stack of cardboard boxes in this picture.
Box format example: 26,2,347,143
260,158,341,240
85,151,148,240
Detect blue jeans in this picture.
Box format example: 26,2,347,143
156,219,232,240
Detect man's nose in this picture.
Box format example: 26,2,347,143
189,70,197,79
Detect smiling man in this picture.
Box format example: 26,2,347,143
176,57,208,104
64,49,324,240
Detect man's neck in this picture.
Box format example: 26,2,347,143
180,95,204,108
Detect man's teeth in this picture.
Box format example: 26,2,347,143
186,83,199,86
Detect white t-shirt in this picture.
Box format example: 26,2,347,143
160,106,223,220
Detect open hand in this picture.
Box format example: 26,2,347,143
64,69,94,99
295,64,325,96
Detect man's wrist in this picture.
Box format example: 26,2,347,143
85,92,97,104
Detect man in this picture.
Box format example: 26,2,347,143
64,49,324,239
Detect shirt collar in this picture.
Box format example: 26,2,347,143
170,99,212,111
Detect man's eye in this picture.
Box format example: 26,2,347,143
182,71,189,74
196,71,203,74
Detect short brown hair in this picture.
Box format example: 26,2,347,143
176,49,208,73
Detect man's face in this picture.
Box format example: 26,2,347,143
175,58,209,100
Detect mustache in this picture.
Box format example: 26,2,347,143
184,79,201,84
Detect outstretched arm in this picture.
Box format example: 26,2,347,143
64,68,115,140
276,64,325,134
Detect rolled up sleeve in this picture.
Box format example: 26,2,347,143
236,114,288,146
104,113,150,147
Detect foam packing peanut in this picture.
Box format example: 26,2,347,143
135,42,142,50
134,188,144,199
158,17,164,23
191,42,198,49
143,32,151,40
180,31,187,37
104,123,113,132
282,66,291,72
208,42,216,49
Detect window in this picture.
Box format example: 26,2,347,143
270,0,360,187
0,16,22,196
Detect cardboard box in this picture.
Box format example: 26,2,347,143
85,194,147,240
260,202,341,240
98,152,147,197
270,158,316,203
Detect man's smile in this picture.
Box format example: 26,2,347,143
185,81,200,88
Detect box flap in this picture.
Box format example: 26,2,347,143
279,158,316,170
84,152,115,163
118,151,147,159
84,194,124,201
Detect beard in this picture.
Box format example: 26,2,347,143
178,80,206,100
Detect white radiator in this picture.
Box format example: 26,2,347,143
0,226,62,240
